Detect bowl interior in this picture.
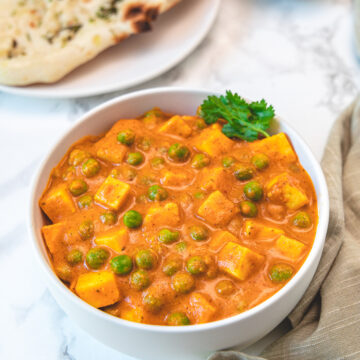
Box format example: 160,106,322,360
29,87,329,331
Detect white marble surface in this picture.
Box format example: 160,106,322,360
0,0,359,359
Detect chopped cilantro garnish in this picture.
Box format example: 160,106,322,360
200,90,275,141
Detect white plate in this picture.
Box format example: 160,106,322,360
0,0,219,99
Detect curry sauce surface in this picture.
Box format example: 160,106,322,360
40,109,318,325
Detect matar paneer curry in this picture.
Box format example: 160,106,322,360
40,104,317,326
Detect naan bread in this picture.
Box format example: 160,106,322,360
0,0,180,85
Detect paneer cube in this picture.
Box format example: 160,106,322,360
197,191,238,227
189,293,217,324
282,184,309,210
276,235,305,259
121,305,144,323
158,115,192,138
75,271,120,308
193,124,233,156
242,220,284,240
94,176,131,211
218,242,264,281
249,133,297,163
200,167,230,192
40,184,76,222
95,135,127,164
41,222,65,255
209,230,238,251
144,202,180,227
95,228,128,253
161,170,192,187
266,173,309,210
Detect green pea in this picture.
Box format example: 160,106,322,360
143,294,164,313
126,152,144,166
158,229,179,244
68,149,89,166
130,269,150,290
100,211,117,225
194,191,205,199
172,272,195,294
269,263,294,283
195,118,207,130
138,137,152,151
222,156,235,168
175,241,187,253
204,255,218,279
234,164,254,181
143,109,165,128
123,210,142,228
144,108,165,119
147,185,168,201
191,153,210,169
110,255,133,275
78,194,92,209
243,181,263,201
139,174,156,186
215,280,235,296
66,249,83,266
136,194,148,204
82,158,100,178
117,129,135,146
151,157,165,169
239,201,258,217
186,256,207,275
62,166,75,181
167,312,190,326
111,167,137,181
69,179,88,196
86,247,109,269
289,162,301,173
135,249,157,270
252,153,269,170
292,212,312,228
122,167,138,181
162,257,182,276
189,225,208,241
78,220,94,240
56,264,72,282
158,146,168,154
168,143,190,162
124,168,137,181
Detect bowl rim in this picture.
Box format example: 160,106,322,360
28,86,329,334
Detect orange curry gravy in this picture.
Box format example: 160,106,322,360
39,108,318,326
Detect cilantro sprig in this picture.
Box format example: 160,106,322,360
200,90,275,142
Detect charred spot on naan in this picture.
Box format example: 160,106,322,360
123,3,160,33
132,19,152,33
123,2,159,21
124,4,144,19
146,7,160,21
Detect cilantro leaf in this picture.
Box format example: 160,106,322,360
200,91,275,142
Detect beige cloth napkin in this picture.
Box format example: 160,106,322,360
209,100,360,360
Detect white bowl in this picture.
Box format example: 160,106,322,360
28,88,329,360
